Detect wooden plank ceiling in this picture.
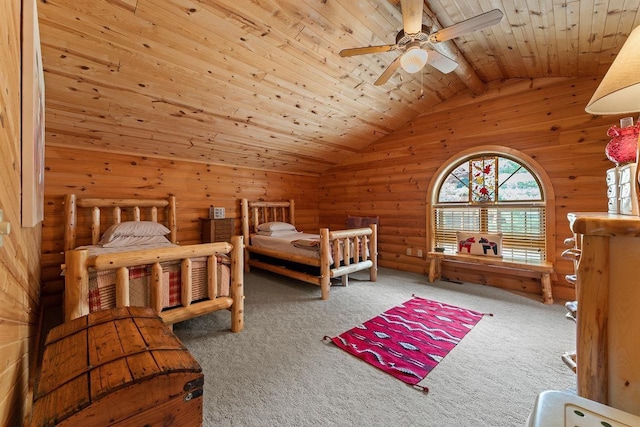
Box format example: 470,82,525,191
38,0,640,175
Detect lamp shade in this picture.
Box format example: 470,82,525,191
586,24,640,114
400,46,428,74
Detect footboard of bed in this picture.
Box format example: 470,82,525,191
327,226,378,286
65,235,245,332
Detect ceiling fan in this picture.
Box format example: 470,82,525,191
339,0,504,86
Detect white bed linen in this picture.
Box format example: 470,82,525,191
74,241,177,257
250,232,322,259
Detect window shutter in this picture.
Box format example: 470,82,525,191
433,207,480,253
487,206,546,262
433,205,546,262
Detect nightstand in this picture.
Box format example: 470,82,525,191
200,218,234,243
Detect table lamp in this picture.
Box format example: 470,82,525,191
586,25,640,115
586,24,640,215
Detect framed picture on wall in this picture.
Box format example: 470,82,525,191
22,0,45,227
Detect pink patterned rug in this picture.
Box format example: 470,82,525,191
326,296,488,392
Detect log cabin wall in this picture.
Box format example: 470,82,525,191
44,77,617,305
42,146,321,304
319,77,615,301
0,0,42,425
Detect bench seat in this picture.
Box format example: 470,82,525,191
427,251,554,304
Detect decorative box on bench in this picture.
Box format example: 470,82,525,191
31,307,203,427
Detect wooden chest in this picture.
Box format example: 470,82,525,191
31,307,203,427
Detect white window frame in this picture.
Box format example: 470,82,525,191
427,146,556,264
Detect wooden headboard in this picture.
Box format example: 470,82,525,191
63,193,177,251
241,199,295,235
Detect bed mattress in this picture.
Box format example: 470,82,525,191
250,232,322,259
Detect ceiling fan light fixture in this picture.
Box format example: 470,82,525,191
400,46,428,73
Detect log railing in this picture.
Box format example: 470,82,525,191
328,226,377,286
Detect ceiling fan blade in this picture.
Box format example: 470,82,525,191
425,50,458,74
339,45,397,57
429,9,504,43
374,56,402,86
400,0,424,35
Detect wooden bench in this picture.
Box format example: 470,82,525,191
427,251,555,304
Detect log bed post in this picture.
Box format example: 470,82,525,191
206,256,217,299
115,267,130,308
168,196,177,243
337,236,349,287
113,207,121,224
91,207,101,245
63,194,77,251
64,249,89,321
230,235,245,332
289,199,295,226
354,236,361,263
320,228,331,300
241,199,251,273
182,258,193,306
150,262,163,314
370,224,378,282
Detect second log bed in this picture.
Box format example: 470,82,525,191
62,193,244,332
241,199,377,299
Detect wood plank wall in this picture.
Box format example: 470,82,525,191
0,0,43,425
319,77,616,301
44,77,617,305
42,147,321,302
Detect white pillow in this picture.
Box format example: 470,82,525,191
99,221,171,244
102,235,173,248
257,221,296,232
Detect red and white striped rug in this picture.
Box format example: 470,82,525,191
326,295,489,392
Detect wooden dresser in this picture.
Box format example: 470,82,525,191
200,218,234,243
567,212,640,416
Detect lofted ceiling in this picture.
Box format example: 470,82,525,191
38,0,640,175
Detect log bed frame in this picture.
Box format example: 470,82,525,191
62,193,244,331
241,199,377,300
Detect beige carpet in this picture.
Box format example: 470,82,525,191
173,267,576,427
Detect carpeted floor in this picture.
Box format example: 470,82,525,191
173,267,577,427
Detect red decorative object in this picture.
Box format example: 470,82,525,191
606,124,639,165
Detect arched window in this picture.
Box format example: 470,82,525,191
430,148,552,262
